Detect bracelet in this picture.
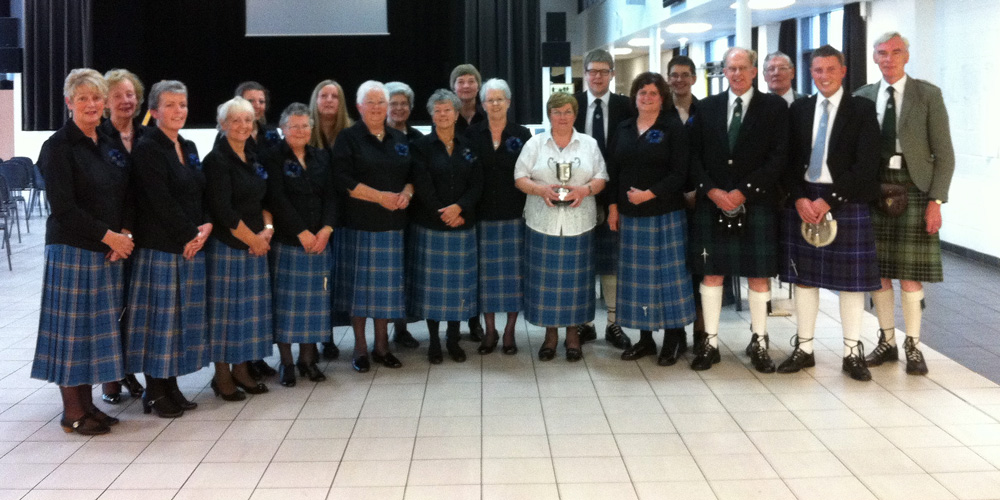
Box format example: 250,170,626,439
586,184,593,195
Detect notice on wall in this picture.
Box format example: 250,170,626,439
245,0,388,37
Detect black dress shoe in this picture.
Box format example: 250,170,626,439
279,364,296,387
122,374,144,398
247,361,262,381
748,333,776,374
393,328,420,349
537,345,556,361
371,350,403,368
605,323,632,349
777,348,816,373
89,408,120,426
296,361,327,382
621,340,657,361
501,340,518,355
577,323,598,343
692,331,708,356
210,379,246,401
468,317,484,342
142,391,184,418
252,360,277,378
566,347,583,362
428,337,444,364
904,337,928,375
843,354,872,381
745,332,770,356
167,376,197,411
690,343,720,371
60,414,110,436
235,379,269,394
866,329,898,366
658,337,684,367
352,355,371,373
101,392,122,404
322,342,340,360
478,330,499,355
446,339,467,362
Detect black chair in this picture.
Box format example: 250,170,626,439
28,162,48,218
0,166,20,244
0,158,32,234
0,175,14,269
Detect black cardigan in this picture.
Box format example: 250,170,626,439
263,142,338,247
410,133,483,231
331,121,412,232
203,136,268,250
467,120,532,221
607,110,689,217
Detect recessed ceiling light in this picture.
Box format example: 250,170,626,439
627,37,653,47
611,48,633,55
664,23,712,34
730,0,795,9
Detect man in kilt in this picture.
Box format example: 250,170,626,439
854,32,955,375
688,47,789,372
573,48,637,349
777,45,882,381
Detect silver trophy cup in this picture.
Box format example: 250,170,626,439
548,158,580,206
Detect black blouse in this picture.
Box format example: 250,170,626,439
331,121,412,232
410,133,483,231
98,117,148,154
454,104,486,137
39,119,132,252
467,120,531,221
402,125,424,143
263,142,338,247
130,127,206,254
607,110,689,217
203,135,268,250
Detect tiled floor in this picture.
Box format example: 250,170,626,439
3,215,1000,500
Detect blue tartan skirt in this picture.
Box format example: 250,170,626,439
31,245,125,386
477,219,525,314
205,239,274,363
407,225,478,321
780,183,881,292
335,228,406,319
594,220,619,276
273,242,333,343
524,228,596,327
617,212,696,330
124,249,208,378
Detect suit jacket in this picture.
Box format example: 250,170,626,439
574,90,635,206
785,92,881,208
689,90,789,206
854,76,955,202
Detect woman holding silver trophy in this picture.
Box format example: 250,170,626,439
514,92,608,362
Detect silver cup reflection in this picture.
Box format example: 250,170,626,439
547,157,580,206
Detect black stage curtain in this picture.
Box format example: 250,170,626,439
462,0,541,124
777,18,797,93
23,0,93,131
843,2,867,92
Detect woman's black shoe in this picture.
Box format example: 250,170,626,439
478,330,499,355
322,342,340,360
101,392,122,404
122,374,144,398
235,379,269,394
393,328,420,349
501,341,518,355
251,360,276,378
166,376,197,410
60,414,110,436
428,338,444,364
279,364,297,387
352,355,371,373
89,408,120,426
621,340,658,361
446,339,467,362
210,379,247,401
142,388,184,418
296,361,327,382
658,342,683,366
566,347,584,362
371,350,403,368
537,345,556,361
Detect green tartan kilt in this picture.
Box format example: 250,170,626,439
688,199,778,278
871,167,943,282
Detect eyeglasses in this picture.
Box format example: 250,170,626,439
765,65,792,74
550,110,574,117
586,69,611,77
668,72,693,79
725,65,754,74
286,124,310,131
485,98,508,105
388,102,410,109
363,100,387,107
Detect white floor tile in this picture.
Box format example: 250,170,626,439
552,456,630,483
784,476,877,500
481,435,550,458
482,483,559,500
257,461,338,488
859,473,958,500
708,478,796,500
558,482,638,500
481,457,556,484
411,436,481,460
406,458,480,485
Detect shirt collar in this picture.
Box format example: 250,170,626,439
544,129,581,147
587,89,610,107
817,86,845,109
879,73,908,95
728,86,754,107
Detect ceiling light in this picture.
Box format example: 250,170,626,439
627,37,653,47
611,48,633,56
664,23,712,34
729,0,795,9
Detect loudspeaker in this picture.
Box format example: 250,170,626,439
542,42,570,67
0,18,18,47
0,47,22,73
545,12,566,42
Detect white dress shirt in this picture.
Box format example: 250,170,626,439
807,86,844,184
514,130,609,237
727,86,755,127
778,88,795,107
875,74,907,154
583,90,610,138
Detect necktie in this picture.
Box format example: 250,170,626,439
592,99,606,154
727,97,742,151
881,86,897,160
806,99,830,182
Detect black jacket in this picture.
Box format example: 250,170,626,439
785,93,881,208
607,110,689,217
203,136,268,250
263,142,338,247
574,90,636,207
410,133,483,231
467,120,532,221
331,121,412,232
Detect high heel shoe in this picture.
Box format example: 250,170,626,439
60,413,110,436
371,350,402,368
445,326,466,362
296,361,326,382
122,374,144,398
210,379,246,401
88,407,120,426
501,340,518,355
279,364,297,387
477,329,499,355
235,379,269,394
101,392,122,405
251,359,277,378
167,376,197,410
428,337,443,364
142,379,184,418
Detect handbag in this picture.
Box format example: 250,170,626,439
800,212,838,248
878,183,908,218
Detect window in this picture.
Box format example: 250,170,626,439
799,8,844,94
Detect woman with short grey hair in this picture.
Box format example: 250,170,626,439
386,81,423,143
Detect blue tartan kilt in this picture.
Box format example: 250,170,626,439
477,219,524,314
124,249,208,378
205,239,274,363
617,212,696,331
524,228,596,327
330,228,353,326
779,183,881,292
594,220,619,275
407,225,478,321
338,228,406,319
31,245,125,386
273,242,333,343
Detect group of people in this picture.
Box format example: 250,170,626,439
30,30,953,437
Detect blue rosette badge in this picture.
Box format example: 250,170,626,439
505,136,523,153
254,162,268,180
463,149,477,164
107,149,126,168
283,159,303,178
395,143,409,156
187,153,202,171
646,129,664,144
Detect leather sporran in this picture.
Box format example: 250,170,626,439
801,212,838,248
878,183,908,218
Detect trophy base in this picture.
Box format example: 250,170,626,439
555,188,571,206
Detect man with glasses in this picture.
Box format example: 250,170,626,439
572,48,636,350
763,51,805,107
688,47,789,373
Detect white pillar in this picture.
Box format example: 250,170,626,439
542,66,552,127
735,0,752,49
648,26,662,74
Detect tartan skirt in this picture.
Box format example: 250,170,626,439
524,228,596,327
594,220,619,275
407,225,478,321
688,199,778,277
617,212,696,330
330,228,353,326
779,183,881,292
31,245,125,386
205,239,274,363
336,228,406,319
871,167,943,282
273,242,333,343
477,219,525,314
124,249,208,378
